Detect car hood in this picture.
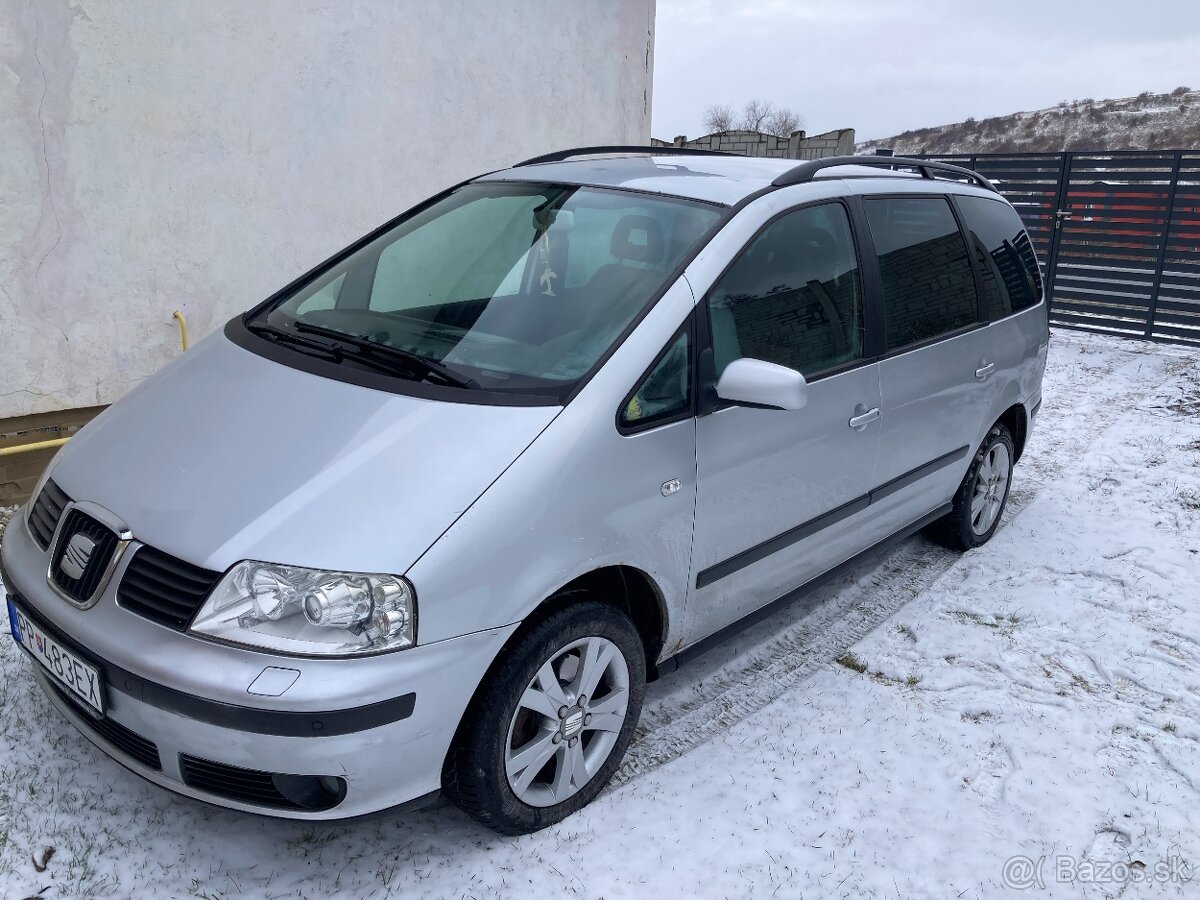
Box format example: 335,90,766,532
49,332,559,575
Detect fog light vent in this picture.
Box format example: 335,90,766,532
179,754,346,811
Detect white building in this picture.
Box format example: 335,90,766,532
0,1,655,496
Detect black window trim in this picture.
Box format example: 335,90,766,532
615,312,698,436
696,196,879,417
857,191,987,356
945,193,989,324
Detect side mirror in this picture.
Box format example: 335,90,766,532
715,358,808,411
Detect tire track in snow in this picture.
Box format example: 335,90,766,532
612,335,1196,788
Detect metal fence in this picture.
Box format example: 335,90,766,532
915,151,1200,347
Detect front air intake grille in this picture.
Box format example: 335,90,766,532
86,715,163,771
49,510,121,604
27,480,70,550
117,546,222,631
48,683,162,770
179,755,346,811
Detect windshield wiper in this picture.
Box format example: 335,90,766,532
245,321,343,363
292,321,480,389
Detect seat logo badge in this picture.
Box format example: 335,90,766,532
661,478,682,497
60,534,97,581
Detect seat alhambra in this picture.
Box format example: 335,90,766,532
3,150,1047,834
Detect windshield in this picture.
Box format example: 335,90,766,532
251,182,723,399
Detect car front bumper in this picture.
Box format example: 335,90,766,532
1,511,516,820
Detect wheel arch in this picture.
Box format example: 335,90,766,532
440,564,666,785
995,402,1029,463
513,565,668,679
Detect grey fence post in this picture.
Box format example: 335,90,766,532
1144,152,1183,339
1043,153,1073,302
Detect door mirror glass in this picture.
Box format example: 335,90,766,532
715,358,807,410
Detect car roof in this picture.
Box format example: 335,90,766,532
476,153,998,207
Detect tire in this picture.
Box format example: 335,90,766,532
928,423,1015,551
442,600,647,835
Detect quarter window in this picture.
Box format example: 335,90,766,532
707,203,864,378
957,195,1044,320
620,332,691,429
863,197,979,350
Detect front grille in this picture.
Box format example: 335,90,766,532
117,547,221,631
47,683,162,770
49,510,121,604
27,480,70,550
179,755,345,811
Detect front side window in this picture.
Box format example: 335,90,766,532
620,332,691,429
957,195,1044,320
863,197,979,350
253,183,722,399
707,203,865,379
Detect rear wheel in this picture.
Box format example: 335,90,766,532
443,601,646,834
929,423,1015,551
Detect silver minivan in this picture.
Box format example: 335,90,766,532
3,151,1047,834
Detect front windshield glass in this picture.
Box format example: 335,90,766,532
254,182,723,397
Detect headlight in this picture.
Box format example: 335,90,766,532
190,561,416,656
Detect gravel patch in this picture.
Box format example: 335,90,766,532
0,505,16,546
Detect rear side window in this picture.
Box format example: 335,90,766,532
957,195,1044,319
707,202,864,378
863,197,978,350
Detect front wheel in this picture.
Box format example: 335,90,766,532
443,601,646,834
929,423,1015,551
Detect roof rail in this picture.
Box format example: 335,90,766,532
514,145,736,167
772,155,998,193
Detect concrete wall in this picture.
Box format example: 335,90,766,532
0,0,656,421
652,128,855,160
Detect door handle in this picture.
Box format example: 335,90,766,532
848,407,880,430
975,362,995,380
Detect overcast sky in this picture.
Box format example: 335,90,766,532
652,0,1200,142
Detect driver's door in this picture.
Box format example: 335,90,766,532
686,201,882,641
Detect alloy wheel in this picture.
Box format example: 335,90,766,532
504,636,630,807
970,441,1011,535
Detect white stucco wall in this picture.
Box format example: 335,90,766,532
0,0,655,419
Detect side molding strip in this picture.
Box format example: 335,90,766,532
868,445,970,504
695,495,870,589
661,502,953,675
695,445,970,589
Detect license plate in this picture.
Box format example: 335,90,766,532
8,599,105,715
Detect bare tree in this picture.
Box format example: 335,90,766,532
739,99,774,132
703,103,735,133
764,107,803,138
702,99,805,138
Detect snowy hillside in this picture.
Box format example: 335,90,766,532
858,87,1200,155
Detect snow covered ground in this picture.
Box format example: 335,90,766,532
1,329,1198,899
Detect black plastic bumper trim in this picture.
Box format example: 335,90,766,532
4,575,415,738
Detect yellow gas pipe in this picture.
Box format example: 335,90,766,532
0,311,190,458
0,437,70,458
173,310,190,351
